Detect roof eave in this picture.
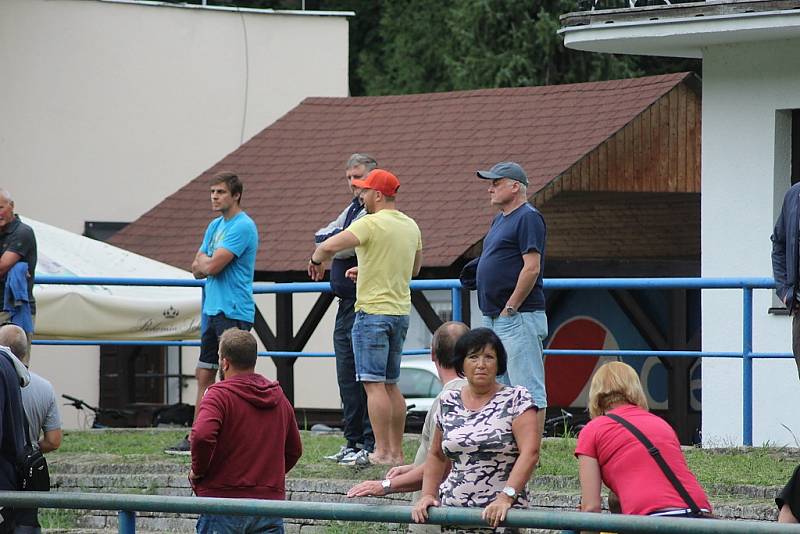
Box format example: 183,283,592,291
559,5,800,58
95,0,354,17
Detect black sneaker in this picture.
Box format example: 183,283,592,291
164,435,191,456
323,445,357,462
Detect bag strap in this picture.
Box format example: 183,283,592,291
20,405,33,449
606,413,701,514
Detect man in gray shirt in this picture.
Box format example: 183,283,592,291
0,324,61,534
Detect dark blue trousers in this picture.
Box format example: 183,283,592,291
334,298,373,451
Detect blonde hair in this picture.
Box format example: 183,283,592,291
587,361,648,419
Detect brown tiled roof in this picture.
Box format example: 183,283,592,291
110,72,693,277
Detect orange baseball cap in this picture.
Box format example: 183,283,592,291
351,169,400,196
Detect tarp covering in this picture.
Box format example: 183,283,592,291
29,218,201,340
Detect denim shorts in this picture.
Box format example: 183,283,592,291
483,310,548,409
351,311,409,383
198,313,253,369
196,514,283,533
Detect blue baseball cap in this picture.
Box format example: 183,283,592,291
476,161,528,187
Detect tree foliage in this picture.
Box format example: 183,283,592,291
357,0,698,95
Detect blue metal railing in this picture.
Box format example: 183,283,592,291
32,275,785,445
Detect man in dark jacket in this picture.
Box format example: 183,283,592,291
772,181,800,378
312,153,376,466
190,328,302,533
0,346,25,532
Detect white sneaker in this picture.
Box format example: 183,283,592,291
339,448,371,467
323,445,357,462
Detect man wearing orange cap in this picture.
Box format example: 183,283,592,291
309,169,422,466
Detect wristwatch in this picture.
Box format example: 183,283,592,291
501,486,517,500
504,305,517,316
381,478,392,494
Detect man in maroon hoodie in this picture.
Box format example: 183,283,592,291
190,328,302,533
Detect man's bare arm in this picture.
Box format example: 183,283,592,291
412,250,423,277
193,248,236,278
39,429,62,453
308,230,361,282
312,230,361,264
0,250,22,278
502,251,540,315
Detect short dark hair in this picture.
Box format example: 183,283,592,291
432,322,469,370
219,328,257,369
453,327,508,377
211,172,243,204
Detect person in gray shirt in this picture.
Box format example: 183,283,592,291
0,324,61,534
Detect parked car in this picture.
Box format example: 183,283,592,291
398,356,442,414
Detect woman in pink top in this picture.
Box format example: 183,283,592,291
575,362,711,518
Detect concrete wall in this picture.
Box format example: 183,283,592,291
0,0,349,428
702,38,800,446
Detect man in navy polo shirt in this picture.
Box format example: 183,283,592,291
475,161,548,435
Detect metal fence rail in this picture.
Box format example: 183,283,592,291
32,275,786,445
0,491,797,534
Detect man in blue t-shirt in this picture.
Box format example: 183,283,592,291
166,172,259,455
474,161,548,435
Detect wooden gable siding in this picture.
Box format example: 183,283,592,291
532,81,700,207
542,192,700,260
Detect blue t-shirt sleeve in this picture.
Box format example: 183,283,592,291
221,218,257,258
199,221,215,255
516,210,545,256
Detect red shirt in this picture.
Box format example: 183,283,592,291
575,404,710,515
191,373,302,500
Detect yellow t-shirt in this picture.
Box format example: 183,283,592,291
347,209,422,315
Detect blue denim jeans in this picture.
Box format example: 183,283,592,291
334,298,374,451
483,310,548,409
351,311,409,383
199,313,253,369
196,514,283,533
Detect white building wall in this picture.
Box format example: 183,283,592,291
702,38,800,446
0,0,349,428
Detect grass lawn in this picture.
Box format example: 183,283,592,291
50,428,800,488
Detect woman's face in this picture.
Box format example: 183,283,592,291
463,343,499,387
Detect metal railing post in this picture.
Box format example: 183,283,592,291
118,510,136,533
742,287,754,446
451,287,462,322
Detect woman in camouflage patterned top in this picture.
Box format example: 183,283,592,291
412,328,541,533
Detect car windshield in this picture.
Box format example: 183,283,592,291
398,368,443,398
